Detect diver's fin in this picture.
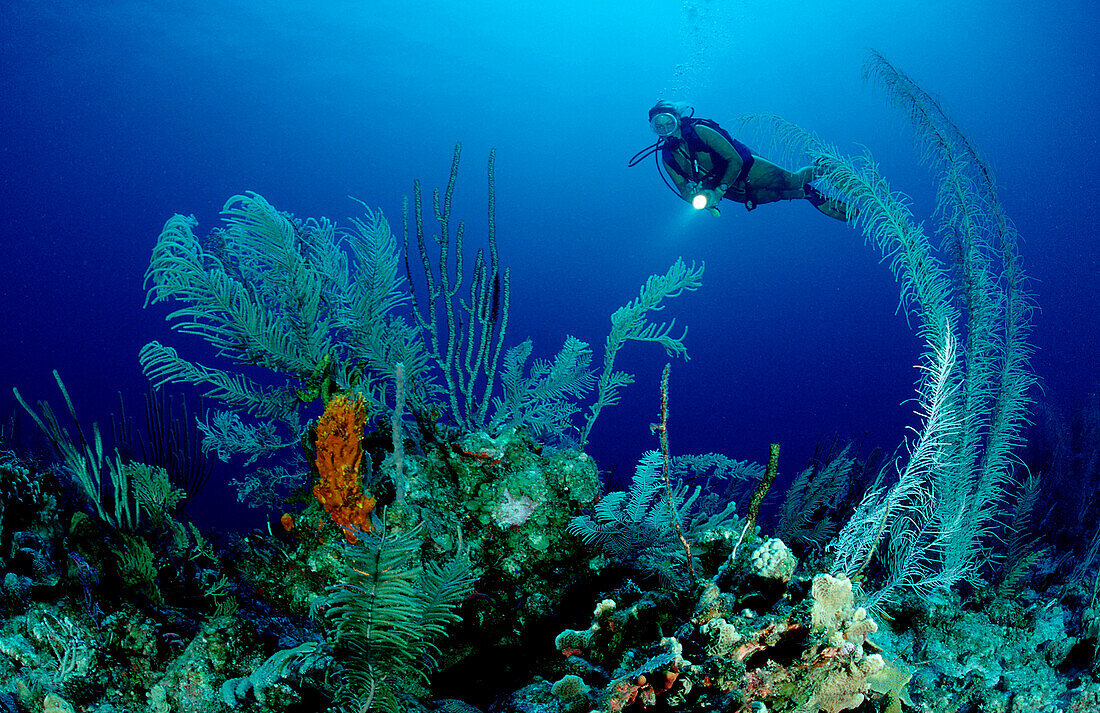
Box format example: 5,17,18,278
812,197,853,221
805,185,854,222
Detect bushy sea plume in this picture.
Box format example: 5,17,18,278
141,192,429,433
313,523,474,712
569,450,738,587
743,51,1035,608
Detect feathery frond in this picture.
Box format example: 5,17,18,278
569,450,739,586
142,192,429,437
581,258,704,444
318,523,474,712
746,54,1036,606
488,336,595,439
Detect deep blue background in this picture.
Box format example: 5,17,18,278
2,1,1097,528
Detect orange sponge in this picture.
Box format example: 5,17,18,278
313,393,375,543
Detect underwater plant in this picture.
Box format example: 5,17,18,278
739,50,1036,610
140,145,702,461
569,449,740,587
404,146,509,433
773,443,870,551
486,335,595,440
15,371,145,532
111,387,215,503
313,523,475,712
141,191,425,433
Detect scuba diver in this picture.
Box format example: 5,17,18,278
630,100,851,221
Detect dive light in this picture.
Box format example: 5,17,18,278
686,182,719,215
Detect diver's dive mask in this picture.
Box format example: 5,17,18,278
650,112,679,137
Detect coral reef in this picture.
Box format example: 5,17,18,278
5,50,1099,713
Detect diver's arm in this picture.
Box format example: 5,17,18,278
695,125,743,189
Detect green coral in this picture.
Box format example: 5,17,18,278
116,533,160,602
488,336,595,440
581,257,704,444
221,641,331,708
569,450,740,587
14,371,142,531
127,462,186,524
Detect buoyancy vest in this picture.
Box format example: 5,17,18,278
661,118,755,190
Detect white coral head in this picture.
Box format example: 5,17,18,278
494,488,540,529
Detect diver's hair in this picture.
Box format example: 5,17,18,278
649,100,693,120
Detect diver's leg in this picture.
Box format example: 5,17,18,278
743,158,806,204
793,165,822,185
744,157,851,220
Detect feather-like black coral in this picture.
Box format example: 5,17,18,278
317,523,475,712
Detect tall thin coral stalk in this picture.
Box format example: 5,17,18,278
651,364,694,580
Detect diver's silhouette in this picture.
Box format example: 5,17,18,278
631,100,850,221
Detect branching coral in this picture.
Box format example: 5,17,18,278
141,192,430,429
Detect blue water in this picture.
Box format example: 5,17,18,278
2,0,1097,529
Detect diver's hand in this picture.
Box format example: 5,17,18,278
705,189,723,209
